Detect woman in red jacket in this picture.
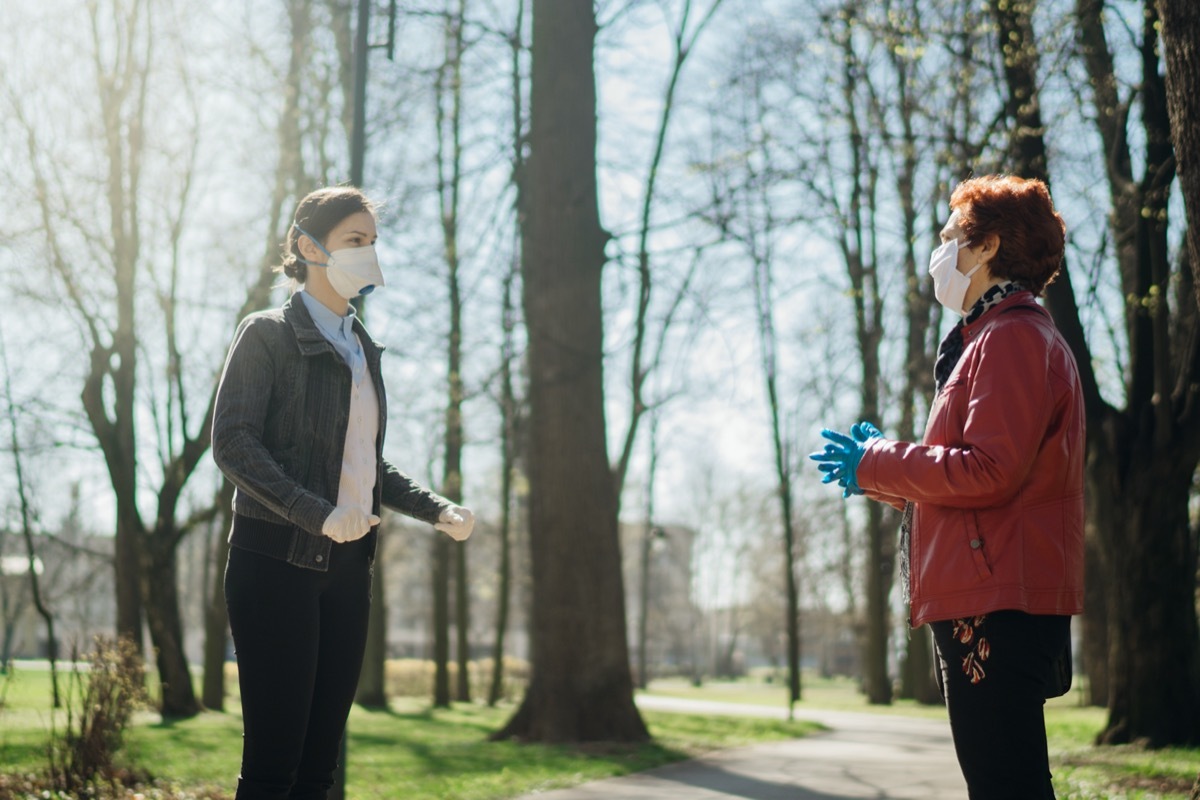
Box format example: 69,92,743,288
812,175,1084,800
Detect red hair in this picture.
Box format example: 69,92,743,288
949,175,1066,295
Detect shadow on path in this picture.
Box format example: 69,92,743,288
650,759,856,800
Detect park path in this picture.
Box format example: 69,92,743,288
514,695,966,800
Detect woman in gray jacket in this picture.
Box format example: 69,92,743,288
213,186,473,800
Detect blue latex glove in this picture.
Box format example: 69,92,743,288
809,421,882,498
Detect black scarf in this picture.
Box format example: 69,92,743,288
933,281,1027,393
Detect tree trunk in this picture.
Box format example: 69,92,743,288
113,513,143,649
143,531,201,716
901,624,940,705
1094,449,1200,745
494,0,646,743
635,417,662,691
1156,0,1200,312
432,535,451,707
489,0,524,712
636,520,653,691
863,503,892,704
993,0,1200,745
202,535,230,711
887,5,938,705
745,203,801,707
2,330,61,707
356,546,388,708
433,0,468,709
489,279,517,704
454,543,471,702
1081,523,1109,707
202,481,235,711
833,7,892,705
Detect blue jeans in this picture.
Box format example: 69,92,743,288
225,520,372,799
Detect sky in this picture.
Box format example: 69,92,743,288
0,0,1177,615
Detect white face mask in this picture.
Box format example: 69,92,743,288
295,225,385,300
928,238,983,316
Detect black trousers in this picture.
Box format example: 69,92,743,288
930,610,1071,800
224,534,373,800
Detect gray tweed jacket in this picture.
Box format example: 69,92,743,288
212,293,448,571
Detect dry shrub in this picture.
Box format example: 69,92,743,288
383,657,529,701
48,636,149,795
220,657,529,704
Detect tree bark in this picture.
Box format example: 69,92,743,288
1156,0,1200,312
1094,444,1200,745
489,259,520,707
202,482,235,711
143,531,200,716
454,542,470,702
432,534,451,707
493,0,646,743
356,544,389,708
991,0,1200,745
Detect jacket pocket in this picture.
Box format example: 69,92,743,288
964,510,992,580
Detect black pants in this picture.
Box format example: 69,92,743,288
930,610,1070,800
224,535,373,800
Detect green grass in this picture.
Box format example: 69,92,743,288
643,673,1200,799
5,665,1197,800
643,672,952,718
0,667,819,800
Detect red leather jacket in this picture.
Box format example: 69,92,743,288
857,292,1085,627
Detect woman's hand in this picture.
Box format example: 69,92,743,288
809,421,882,498
435,506,475,541
322,506,381,542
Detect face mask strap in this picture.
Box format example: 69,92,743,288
293,224,334,266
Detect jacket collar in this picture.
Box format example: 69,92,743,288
282,292,386,357
961,290,1045,336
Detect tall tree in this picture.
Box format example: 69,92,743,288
494,0,647,743
1156,0,1200,312
489,254,523,706
876,0,940,705
611,0,725,504
6,0,209,716
0,327,60,707
202,0,317,712
488,0,526,709
431,0,469,707
991,0,1200,745
830,1,897,705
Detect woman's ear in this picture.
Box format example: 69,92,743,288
296,232,323,263
979,233,1001,264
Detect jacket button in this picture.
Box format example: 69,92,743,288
969,539,982,549
315,554,324,562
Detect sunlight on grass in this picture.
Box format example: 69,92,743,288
3,665,1197,799
1,667,818,800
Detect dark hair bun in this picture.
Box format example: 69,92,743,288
275,186,376,284
280,253,307,282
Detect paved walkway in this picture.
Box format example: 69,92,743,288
515,695,966,799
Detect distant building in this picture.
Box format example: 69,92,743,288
620,521,701,682
0,533,114,660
